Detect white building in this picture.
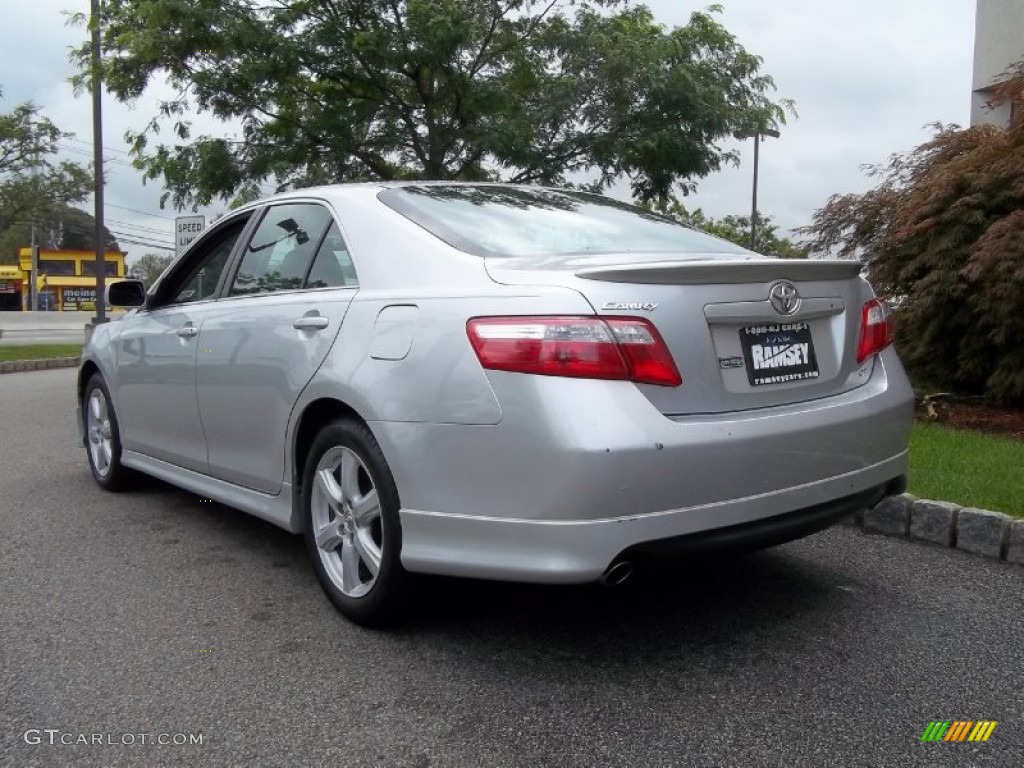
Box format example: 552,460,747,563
971,0,1024,126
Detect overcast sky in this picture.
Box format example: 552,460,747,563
1,0,977,261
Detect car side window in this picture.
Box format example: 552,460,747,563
305,223,358,289
165,218,250,305
230,203,333,296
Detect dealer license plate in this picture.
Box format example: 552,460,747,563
739,323,820,386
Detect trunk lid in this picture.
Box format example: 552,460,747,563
485,254,875,416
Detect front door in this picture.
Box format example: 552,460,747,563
114,216,252,472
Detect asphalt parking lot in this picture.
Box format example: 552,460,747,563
2,368,1022,767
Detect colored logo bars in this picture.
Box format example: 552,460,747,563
920,721,998,743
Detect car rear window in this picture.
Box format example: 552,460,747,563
377,185,751,258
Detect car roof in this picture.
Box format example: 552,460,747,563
228,180,575,214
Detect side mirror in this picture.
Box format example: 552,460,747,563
106,279,147,307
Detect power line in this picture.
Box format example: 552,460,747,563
109,233,176,250
117,241,175,252
58,143,136,168
65,136,132,156
107,227,174,245
106,217,173,236
106,203,176,221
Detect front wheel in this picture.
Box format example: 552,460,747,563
302,418,409,626
83,373,135,491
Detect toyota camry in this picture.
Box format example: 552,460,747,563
78,183,914,625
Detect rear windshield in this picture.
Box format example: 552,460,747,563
378,185,751,258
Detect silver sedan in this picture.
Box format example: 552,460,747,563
79,183,913,625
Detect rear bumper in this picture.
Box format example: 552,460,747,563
398,455,907,583
377,347,914,583
622,475,905,561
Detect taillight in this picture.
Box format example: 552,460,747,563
857,298,892,363
466,316,682,387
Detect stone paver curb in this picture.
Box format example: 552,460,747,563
910,500,959,547
864,494,911,537
1006,522,1024,565
0,356,80,374
851,493,1020,567
957,507,1013,559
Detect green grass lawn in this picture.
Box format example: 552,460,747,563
0,343,82,362
909,422,1024,518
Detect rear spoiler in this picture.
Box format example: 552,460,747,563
575,259,864,285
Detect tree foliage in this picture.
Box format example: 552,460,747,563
643,196,808,258
0,92,93,262
798,64,1024,402
129,252,172,287
75,0,790,210
44,205,120,252
0,203,119,263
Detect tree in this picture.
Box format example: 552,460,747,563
643,196,808,258
75,0,790,210
797,63,1024,403
129,252,172,288
0,203,119,262
0,92,92,263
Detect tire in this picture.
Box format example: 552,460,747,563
82,373,134,491
302,418,409,627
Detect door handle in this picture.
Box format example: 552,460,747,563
176,325,199,339
293,316,330,331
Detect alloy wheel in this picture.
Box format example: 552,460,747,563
86,388,113,478
310,446,384,598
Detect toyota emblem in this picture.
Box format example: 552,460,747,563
769,281,801,316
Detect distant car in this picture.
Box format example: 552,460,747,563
78,183,913,625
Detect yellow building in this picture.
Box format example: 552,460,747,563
0,264,23,312
11,248,128,312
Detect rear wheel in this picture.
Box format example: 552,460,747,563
302,418,409,626
83,374,134,491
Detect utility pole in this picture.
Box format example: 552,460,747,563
28,115,41,311
91,0,108,324
30,224,39,311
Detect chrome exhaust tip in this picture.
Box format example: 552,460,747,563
600,560,634,587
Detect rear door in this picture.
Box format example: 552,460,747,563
195,202,358,493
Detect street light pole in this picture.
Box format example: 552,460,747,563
751,132,760,250
734,127,780,252
91,0,107,325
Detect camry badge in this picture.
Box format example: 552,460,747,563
768,281,801,316
601,301,659,312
